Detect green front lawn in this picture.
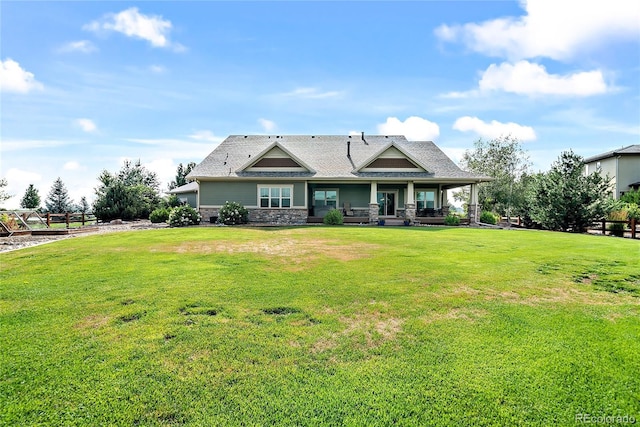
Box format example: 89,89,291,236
1,227,638,426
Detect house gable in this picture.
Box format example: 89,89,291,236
238,143,314,173
357,144,427,173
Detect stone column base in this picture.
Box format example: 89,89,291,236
369,203,379,224
468,204,478,224
404,203,416,224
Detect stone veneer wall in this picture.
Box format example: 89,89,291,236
199,208,220,223
249,209,308,225
199,208,308,225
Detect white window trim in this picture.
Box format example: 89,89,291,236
257,184,294,209
415,189,437,209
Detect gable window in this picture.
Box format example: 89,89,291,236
259,186,291,208
416,190,435,210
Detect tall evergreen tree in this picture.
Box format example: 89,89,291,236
93,160,161,221
528,150,611,232
168,162,196,190
20,184,41,209
79,196,91,214
45,178,73,213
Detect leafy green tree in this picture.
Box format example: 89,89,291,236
459,135,532,220
93,160,161,221
168,162,196,190
528,150,611,232
20,184,41,209
45,178,73,213
0,178,11,204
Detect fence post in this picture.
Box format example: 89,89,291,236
66,212,70,229
632,218,637,239
602,219,606,236
47,213,51,227
82,213,85,226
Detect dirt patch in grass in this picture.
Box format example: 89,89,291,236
75,314,110,330
312,312,404,354
483,284,640,306
157,237,380,268
421,308,488,324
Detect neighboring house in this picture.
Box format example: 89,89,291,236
583,145,640,199
187,134,491,225
167,181,198,208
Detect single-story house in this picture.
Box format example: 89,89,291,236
167,181,198,208
187,134,491,225
583,145,640,199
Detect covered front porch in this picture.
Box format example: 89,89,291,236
305,180,480,225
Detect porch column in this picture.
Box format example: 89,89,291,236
468,183,479,224
369,181,379,224
405,181,416,223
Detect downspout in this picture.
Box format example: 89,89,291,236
195,179,201,210
616,155,620,199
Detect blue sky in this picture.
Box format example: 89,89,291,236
1,1,639,208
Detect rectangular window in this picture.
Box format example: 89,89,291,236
314,190,337,209
259,186,292,208
416,190,435,210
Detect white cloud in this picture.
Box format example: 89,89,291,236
125,135,219,160
377,116,440,141
63,161,81,171
144,158,176,189
281,87,342,99
1,139,72,151
75,118,98,133
2,168,43,208
258,118,277,132
0,59,44,93
478,61,609,96
149,65,166,73
58,40,97,54
187,130,222,143
435,0,640,61
453,116,537,141
84,7,181,50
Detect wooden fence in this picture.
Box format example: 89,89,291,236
591,218,638,239
500,216,638,239
44,212,96,227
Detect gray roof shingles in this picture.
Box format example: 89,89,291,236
188,135,489,181
583,145,640,163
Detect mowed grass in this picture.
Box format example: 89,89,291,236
1,227,639,426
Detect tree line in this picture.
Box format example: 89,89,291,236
2,143,637,233
457,136,639,232
0,161,196,221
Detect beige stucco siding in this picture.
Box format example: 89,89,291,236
618,156,640,194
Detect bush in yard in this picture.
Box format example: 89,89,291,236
620,189,640,205
150,208,171,223
480,211,498,225
444,213,460,226
169,205,201,227
323,209,344,225
607,210,627,237
0,213,19,230
218,201,248,225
